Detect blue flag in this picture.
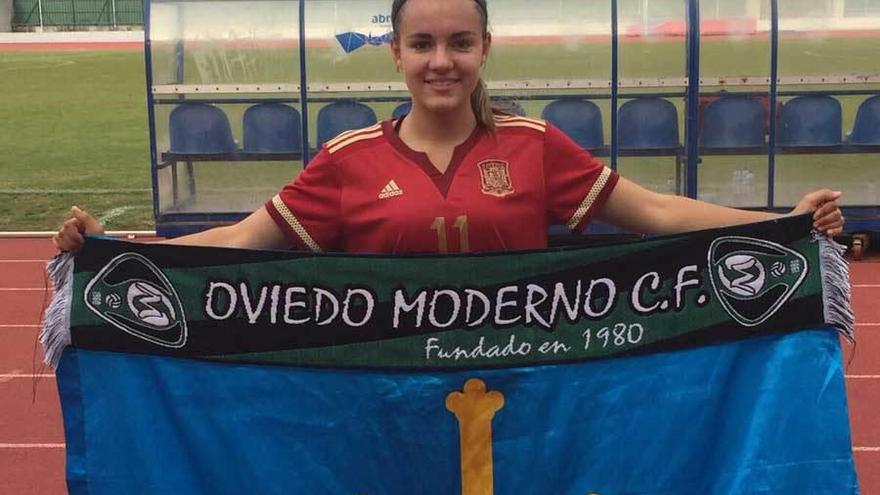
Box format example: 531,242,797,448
57,330,857,494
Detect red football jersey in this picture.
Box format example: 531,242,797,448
265,115,619,254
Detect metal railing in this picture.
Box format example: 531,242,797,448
13,0,142,29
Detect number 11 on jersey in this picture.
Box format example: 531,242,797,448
431,215,469,253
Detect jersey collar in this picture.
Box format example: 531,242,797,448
383,117,484,198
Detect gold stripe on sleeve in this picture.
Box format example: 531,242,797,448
495,115,547,128
566,167,613,230
271,195,323,252
324,123,383,149
328,130,384,154
496,121,547,133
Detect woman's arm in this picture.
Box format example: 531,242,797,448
54,206,289,253
598,177,844,236
161,208,288,250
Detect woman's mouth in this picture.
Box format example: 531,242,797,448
426,79,459,88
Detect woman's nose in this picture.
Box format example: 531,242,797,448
428,46,454,70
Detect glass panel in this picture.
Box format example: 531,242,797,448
696,0,770,208
775,0,880,207
486,0,612,130
616,0,687,196
150,0,304,217
150,0,302,85
301,0,612,149
303,0,398,147
845,0,880,16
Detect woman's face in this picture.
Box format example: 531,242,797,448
391,0,490,116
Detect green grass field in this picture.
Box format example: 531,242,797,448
1,34,878,231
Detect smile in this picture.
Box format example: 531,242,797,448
426,79,459,88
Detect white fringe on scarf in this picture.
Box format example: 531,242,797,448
40,252,74,368
817,233,855,342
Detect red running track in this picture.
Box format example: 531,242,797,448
0,237,878,494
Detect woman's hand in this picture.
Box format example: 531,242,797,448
52,206,105,253
790,189,844,236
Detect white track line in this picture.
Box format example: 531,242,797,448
846,375,880,379
854,447,880,452
0,288,50,291
854,285,880,288
0,260,48,263
0,444,65,449
0,374,54,379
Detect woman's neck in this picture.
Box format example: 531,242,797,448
400,104,478,147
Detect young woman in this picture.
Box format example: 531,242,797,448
54,0,844,254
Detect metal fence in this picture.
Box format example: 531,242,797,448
13,0,142,28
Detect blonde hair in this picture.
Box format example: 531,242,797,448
391,0,498,133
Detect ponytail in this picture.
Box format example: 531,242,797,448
471,78,496,134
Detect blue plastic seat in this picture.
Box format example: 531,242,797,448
492,97,526,116
541,99,604,150
242,103,303,153
778,95,842,146
617,98,680,149
699,96,765,148
169,103,236,153
392,101,412,119
849,95,880,145
317,100,378,148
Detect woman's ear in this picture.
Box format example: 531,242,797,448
390,39,402,71
481,32,492,65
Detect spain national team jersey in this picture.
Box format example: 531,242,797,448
265,115,619,254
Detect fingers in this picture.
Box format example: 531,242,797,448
805,189,842,206
54,216,86,253
792,189,844,236
54,206,104,254
812,200,845,236
814,212,844,235
812,200,838,222
71,206,104,235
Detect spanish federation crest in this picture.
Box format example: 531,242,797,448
708,236,808,327
478,159,515,197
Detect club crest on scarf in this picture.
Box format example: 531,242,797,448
708,236,808,327
84,252,187,348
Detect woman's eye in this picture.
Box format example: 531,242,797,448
410,41,431,50
454,40,473,50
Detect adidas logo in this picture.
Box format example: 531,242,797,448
378,180,403,199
